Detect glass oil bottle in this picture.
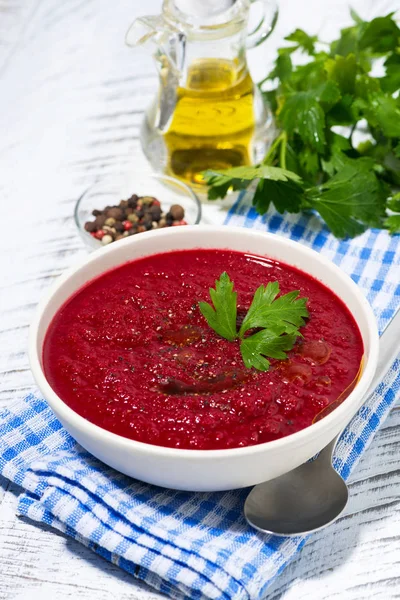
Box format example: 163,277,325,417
127,0,278,188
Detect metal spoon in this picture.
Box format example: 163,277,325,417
244,309,400,536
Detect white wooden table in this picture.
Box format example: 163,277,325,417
1,1,399,599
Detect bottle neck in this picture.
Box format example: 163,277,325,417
179,38,248,89
162,0,249,35
173,0,237,19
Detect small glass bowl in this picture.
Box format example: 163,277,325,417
74,172,202,251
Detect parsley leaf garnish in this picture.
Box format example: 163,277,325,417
198,272,237,341
202,11,400,239
199,274,309,372
241,328,299,371
239,282,308,336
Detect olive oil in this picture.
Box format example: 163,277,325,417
164,59,255,185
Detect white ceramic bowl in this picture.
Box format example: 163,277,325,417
29,226,379,492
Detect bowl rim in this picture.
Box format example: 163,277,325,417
29,225,379,459
73,172,203,247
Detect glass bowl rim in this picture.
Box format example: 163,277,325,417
74,172,202,243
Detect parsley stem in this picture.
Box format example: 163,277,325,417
262,132,285,166
348,122,357,144
280,131,288,170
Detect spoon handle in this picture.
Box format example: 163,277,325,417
317,436,339,463
324,309,400,463
369,309,400,393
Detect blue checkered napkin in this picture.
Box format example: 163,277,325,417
0,206,399,600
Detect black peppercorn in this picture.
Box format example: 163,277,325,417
149,204,162,220
114,221,124,233
170,204,185,220
84,221,97,232
94,214,107,228
106,207,124,220
128,194,138,208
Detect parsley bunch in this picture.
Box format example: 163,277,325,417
199,273,309,371
204,11,400,238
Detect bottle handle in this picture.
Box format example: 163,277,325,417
246,0,278,49
125,15,186,133
125,16,185,73
125,15,163,47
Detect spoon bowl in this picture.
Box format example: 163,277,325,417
244,438,348,536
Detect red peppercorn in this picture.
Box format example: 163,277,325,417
94,230,105,240
172,219,188,226
90,232,97,237
123,220,132,231
152,199,161,206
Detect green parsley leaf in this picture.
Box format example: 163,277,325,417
290,58,328,89
330,26,358,57
199,275,309,371
350,7,363,24
381,54,400,94
384,215,400,234
205,175,247,200
321,134,352,176
252,176,304,215
354,74,381,102
240,328,298,371
279,92,326,152
198,272,237,341
325,54,357,95
359,14,400,53
239,283,308,337
387,192,400,212
284,29,318,54
267,53,292,82
314,80,341,110
203,165,304,213
385,193,400,234
327,93,355,126
306,165,387,237
204,165,302,184
298,147,321,182
367,93,400,138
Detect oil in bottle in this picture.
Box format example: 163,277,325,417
163,58,256,186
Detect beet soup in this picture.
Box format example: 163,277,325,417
43,249,363,450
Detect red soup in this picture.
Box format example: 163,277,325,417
43,249,363,450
